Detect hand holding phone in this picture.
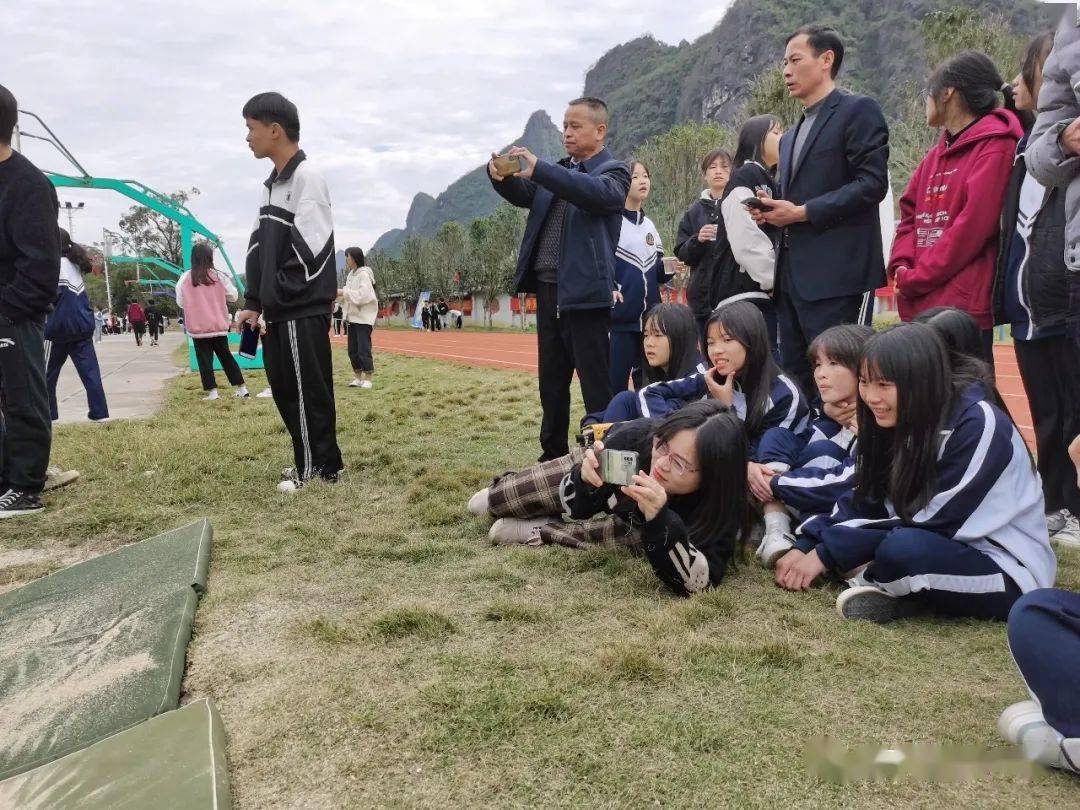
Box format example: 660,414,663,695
742,196,773,211
238,324,260,359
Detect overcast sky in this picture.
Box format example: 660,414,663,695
5,1,730,268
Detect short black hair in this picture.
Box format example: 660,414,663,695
242,92,300,142
786,25,845,78
0,84,17,146
567,96,609,125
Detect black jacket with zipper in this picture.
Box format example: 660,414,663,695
993,138,1070,332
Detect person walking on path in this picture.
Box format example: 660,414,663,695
750,25,890,392
489,96,631,461
339,246,377,389
44,229,110,423
93,308,104,343
234,91,343,492
127,300,147,346
0,83,60,517
145,299,163,346
177,242,248,401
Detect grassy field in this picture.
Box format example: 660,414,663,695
3,345,1078,808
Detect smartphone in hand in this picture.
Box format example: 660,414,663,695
238,324,260,359
742,196,772,211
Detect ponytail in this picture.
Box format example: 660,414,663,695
927,51,1007,117
58,227,93,275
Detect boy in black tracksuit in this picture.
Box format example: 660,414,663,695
236,92,342,489
0,84,60,516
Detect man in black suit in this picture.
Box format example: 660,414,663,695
489,97,630,461
752,25,889,390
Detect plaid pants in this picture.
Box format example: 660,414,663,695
488,449,640,550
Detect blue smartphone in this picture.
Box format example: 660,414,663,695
238,324,259,359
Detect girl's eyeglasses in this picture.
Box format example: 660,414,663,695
654,441,698,477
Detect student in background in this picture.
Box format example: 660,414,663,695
610,160,670,392
176,242,248,401
720,114,784,351
145,299,163,346
993,31,1080,548
127,299,147,346
785,323,1055,623
675,148,733,345
93,308,104,343
890,51,1022,369
44,229,109,423
340,246,377,389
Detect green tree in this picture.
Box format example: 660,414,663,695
396,234,431,307
117,187,200,270
426,221,470,302
468,204,524,327
739,65,804,129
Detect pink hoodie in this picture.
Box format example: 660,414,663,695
176,268,238,338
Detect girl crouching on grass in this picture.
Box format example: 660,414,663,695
779,323,1055,623
754,324,872,568
467,401,752,596
588,302,705,424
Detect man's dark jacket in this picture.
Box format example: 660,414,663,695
490,147,631,311
778,89,889,301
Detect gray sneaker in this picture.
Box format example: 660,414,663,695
1051,513,1080,549
1046,510,1067,537
836,585,925,623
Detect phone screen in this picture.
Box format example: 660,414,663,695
238,324,259,359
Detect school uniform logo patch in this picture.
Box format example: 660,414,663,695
645,233,655,246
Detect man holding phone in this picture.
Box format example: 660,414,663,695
750,26,889,389
488,97,630,461
234,92,343,492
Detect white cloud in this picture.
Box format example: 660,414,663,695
4,0,729,265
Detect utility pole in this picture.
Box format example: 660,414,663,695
101,230,115,314
61,200,85,238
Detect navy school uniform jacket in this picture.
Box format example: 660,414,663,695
556,417,735,596
637,370,810,459
491,148,631,312
243,150,337,323
761,415,857,517
794,383,1056,592
611,209,671,332
44,257,94,342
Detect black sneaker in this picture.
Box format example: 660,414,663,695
0,489,44,518
835,585,924,623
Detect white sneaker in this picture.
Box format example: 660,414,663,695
488,517,551,546
360,380,373,389
44,467,80,492
1046,510,1067,536
836,585,925,623
277,478,303,493
89,416,111,424
256,388,273,398
204,389,220,401
756,530,794,568
467,487,491,516
1051,513,1080,549
348,378,362,387
235,386,249,398
998,700,1046,745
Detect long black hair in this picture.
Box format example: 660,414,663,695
704,300,785,439
854,323,953,520
1017,31,1055,132
806,323,873,374
345,246,365,268
58,228,92,274
653,400,752,570
927,50,1017,118
190,241,216,286
642,303,700,385
912,306,1005,409
733,114,781,168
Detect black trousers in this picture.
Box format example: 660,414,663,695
193,335,246,391
776,250,871,393
0,316,51,494
262,314,343,480
1014,335,1080,516
149,322,160,342
536,282,611,461
347,323,374,373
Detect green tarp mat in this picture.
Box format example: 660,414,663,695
0,519,212,781
0,698,230,809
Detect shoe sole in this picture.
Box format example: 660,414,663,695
43,472,80,491
0,507,45,518
836,588,924,623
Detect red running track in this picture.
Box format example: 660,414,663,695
335,329,1036,448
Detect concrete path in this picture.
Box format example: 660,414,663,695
53,330,186,424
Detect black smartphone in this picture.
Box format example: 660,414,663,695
742,197,772,211
238,324,260,359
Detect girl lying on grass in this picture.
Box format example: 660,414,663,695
587,302,706,425
467,401,752,596
637,300,810,458
752,324,872,569
778,323,1056,623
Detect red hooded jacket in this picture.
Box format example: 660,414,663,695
890,109,1022,328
